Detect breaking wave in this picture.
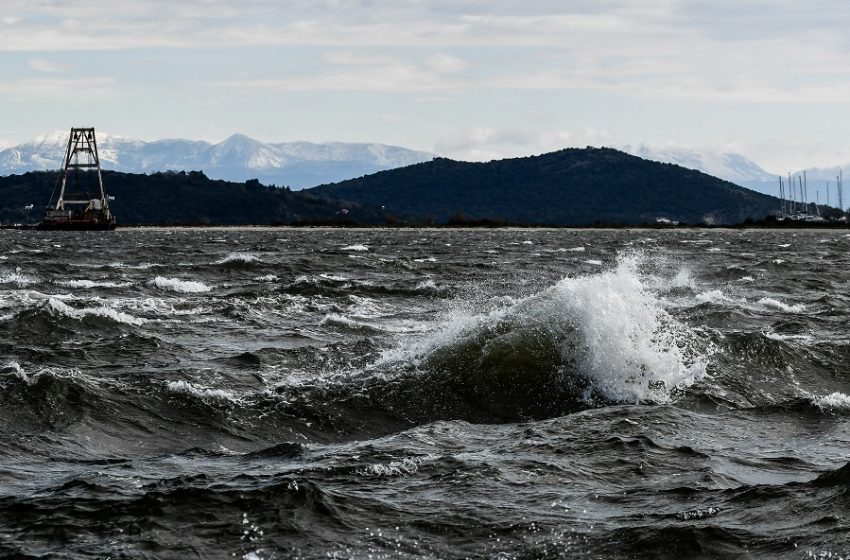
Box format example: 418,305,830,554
0,269,36,287
57,279,133,289
392,254,707,410
166,380,238,402
757,297,806,313
39,297,147,326
215,252,262,266
151,276,212,293
811,392,850,414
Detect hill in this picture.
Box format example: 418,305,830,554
308,147,781,225
0,170,386,226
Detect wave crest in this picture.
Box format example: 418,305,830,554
152,276,212,293
811,392,850,414
403,254,706,407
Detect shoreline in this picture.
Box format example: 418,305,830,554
2,222,850,232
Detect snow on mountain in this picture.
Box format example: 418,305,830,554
0,131,434,189
623,144,776,185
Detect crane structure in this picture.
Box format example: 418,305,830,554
40,128,116,230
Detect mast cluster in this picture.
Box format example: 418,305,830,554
777,169,846,222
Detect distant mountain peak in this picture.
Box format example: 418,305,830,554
621,144,776,185
0,132,433,189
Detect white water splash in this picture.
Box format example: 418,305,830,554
549,254,706,402
415,279,439,291
357,457,424,478
57,279,132,289
216,252,260,265
152,276,212,293
811,392,850,414
763,331,813,343
341,244,369,252
694,290,739,305
0,269,36,287
166,380,237,401
400,253,706,403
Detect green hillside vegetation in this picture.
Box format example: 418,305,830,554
0,170,385,225
309,147,781,225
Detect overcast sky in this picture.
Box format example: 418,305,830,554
2,0,850,171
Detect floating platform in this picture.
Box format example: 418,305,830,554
40,128,116,231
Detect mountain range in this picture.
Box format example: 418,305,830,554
0,131,433,189
622,145,776,188
3,131,845,205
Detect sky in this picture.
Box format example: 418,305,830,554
2,0,850,172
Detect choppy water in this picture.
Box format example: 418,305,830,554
1,228,849,559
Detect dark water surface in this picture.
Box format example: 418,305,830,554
0,228,848,559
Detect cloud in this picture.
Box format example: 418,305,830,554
434,126,614,161
0,77,116,99
28,59,70,73
4,0,850,170
2,1,848,104
710,138,850,175
212,51,471,92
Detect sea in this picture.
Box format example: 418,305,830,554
0,227,848,559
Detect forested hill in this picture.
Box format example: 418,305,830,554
0,170,386,225
308,147,780,225
0,149,782,226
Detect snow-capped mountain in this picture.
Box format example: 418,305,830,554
0,131,434,189
623,144,777,187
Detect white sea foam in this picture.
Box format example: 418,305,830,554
318,273,350,282
0,269,36,287
668,269,696,290
415,279,439,291
757,297,805,313
57,279,132,289
414,257,437,263
347,295,383,317
107,262,159,270
357,457,423,478
694,290,737,305
341,244,369,252
2,361,26,379
216,252,260,264
253,274,279,282
166,380,237,401
44,297,146,326
811,392,850,413
739,276,755,282
763,331,812,343
584,260,604,266
152,276,212,293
